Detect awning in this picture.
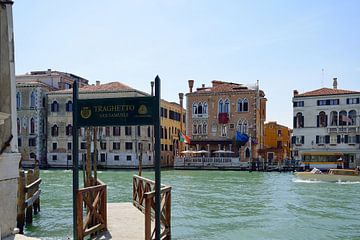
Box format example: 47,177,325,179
302,152,343,156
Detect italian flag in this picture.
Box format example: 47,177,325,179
179,132,190,144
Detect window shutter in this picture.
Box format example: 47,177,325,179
301,116,304,127
301,136,305,144
325,115,328,127
337,135,341,143
316,136,319,144
346,98,349,104
325,135,330,144
317,116,319,127
356,135,360,143
293,117,297,128
291,136,296,144
344,135,348,143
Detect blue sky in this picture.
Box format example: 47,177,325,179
13,0,360,127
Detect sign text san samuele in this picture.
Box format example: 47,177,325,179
77,96,156,127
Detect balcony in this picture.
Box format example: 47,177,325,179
192,113,208,119
218,113,229,124
327,126,360,134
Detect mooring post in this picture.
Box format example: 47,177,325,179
25,169,34,225
16,170,25,234
154,75,161,240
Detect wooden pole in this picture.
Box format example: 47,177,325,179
16,170,25,234
86,127,91,187
138,143,143,176
33,160,40,214
25,169,34,225
93,127,97,183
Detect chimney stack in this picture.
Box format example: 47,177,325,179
188,80,194,93
96,80,100,86
293,90,298,96
202,84,205,88
333,78,338,89
151,81,154,96
179,93,184,107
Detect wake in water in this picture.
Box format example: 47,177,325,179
336,181,360,185
292,178,324,183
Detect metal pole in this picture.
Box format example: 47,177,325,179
154,75,161,240
72,80,79,239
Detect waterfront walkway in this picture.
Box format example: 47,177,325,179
95,202,147,240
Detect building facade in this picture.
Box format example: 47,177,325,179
16,70,90,166
185,80,266,163
16,81,53,166
46,81,184,168
292,78,360,170
259,121,291,165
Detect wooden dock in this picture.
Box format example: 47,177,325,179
94,202,149,240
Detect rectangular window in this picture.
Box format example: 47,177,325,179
100,153,106,162
347,98,360,104
330,135,337,144
80,142,86,149
318,136,326,144
125,126,132,136
114,155,119,161
68,142,72,150
100,142,106,150
348,135,357,144
113,127,120,136
293,101,304,107
113,142,120,150
295,136,304,144
126,155,132,161
125,142,133,150
52,155,57,161
165,144,168,151
53,142,57,150
317,99,339,106
137,126,141,136
18,137,22,147
29,138,36,147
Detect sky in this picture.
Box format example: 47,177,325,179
12,0,360,128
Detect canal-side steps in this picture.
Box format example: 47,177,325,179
81,175,171,240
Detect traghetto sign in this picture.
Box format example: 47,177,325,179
76,96,156,127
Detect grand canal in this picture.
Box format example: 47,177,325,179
25,170,360,240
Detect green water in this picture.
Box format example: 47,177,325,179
25,170,360,240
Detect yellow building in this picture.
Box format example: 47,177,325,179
259,121,291,164
160,99,186,166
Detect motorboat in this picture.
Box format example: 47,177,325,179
294,168,360,182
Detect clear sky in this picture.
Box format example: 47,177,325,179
13,0,360,128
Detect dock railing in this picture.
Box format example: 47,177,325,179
76,178,107,240
17,160,41,234
133,175,171,240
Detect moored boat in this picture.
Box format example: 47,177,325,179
294,168,360,182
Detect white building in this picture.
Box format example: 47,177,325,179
292,78,360,170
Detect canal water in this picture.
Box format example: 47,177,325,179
25,170,360,240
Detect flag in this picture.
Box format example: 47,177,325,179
179,132,190,144
342,115,352,124
236,131,249,143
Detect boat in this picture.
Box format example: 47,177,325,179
294,168,360,182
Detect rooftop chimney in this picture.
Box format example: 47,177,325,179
96,80,100,86
188,80,194,93
202,84,205,88
333,78,338,89
151,81,154,96
293,90,298,96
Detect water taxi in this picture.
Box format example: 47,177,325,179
294,168,360,182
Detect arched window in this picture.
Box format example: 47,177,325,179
30,118,35,134
224,99,230,113
198,103,203,114
164,128,167,139
30,91,36,108
237,99,243,112
17,118,21,134
203,102,208,114
16,92,21,109
51,124,59,136
330,111,338,126
237,120,243,132
66,100,73,112
218,99,224,113
245,148,250,158
348,110,357,126
193,124,197,134
192,103,198,115
198,124,202,134
66,124,73,136
318,111,327,127
203,122,207,134
243,99,249,112
339,110,347,126
243,121,248,134
51,101,59,112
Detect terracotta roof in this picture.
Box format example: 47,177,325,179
194,80,256,93
53,82,133,93
296,88,360,97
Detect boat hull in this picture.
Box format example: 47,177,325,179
294,172,360,182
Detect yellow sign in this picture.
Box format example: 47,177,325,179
80,107,92,119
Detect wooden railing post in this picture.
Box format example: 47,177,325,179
25,169,34,225
76,191,84,240
33,161,40,214
16,170,25,234
166,191,171,239
145,197,152,240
